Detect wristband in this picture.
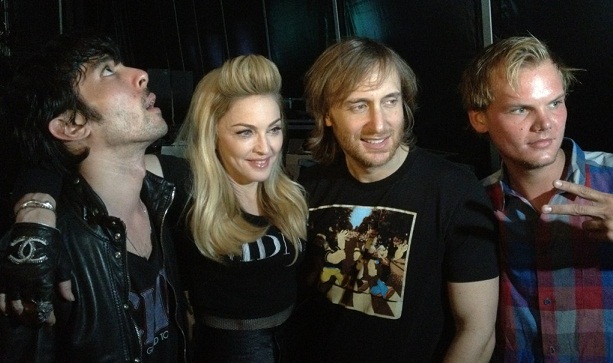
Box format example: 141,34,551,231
15,200,56,215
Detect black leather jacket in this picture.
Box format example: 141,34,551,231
3,172,189,363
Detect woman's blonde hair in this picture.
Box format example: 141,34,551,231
177,54,308,262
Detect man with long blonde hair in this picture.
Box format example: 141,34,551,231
286,37,499,362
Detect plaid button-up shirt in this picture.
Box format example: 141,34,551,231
484,139,613,363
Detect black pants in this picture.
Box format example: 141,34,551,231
192,322,285,363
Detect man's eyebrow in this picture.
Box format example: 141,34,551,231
344,97,368,104
552,92,566,101
345,91,402,104
89,55,116,70
383,91,402,99
505,91,567,108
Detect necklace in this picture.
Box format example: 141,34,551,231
126,200,152,259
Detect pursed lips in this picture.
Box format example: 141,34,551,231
144,92,157,109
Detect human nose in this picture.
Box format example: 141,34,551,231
367,106,385,133
129,67,148,89
532,109,552,132
253,133,271,154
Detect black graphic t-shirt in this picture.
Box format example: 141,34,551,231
179,214,304,321
292,148,499,361
128,231,179,362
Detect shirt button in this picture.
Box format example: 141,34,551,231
549,346,556,354
123,304,130,310
114,233,121,240
114,252,121,259
543,298,551,305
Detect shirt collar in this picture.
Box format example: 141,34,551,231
487,138,584,210
562,138,587,185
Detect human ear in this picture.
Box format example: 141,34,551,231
324,114,332,127
468,110,488,134
48,113,90,141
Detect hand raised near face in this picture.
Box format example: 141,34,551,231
542,180,613,241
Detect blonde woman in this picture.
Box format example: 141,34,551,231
172,54,308,362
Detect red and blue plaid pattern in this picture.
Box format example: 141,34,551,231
484,139,613,362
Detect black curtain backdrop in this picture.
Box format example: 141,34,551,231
1,0,612,229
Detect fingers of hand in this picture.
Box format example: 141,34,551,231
582,219,613,242
32,299,53,324
10,299,24,315
58,280,75,302
543,203,595,217
555,180,598,199
604,221,613,241
556,180,613,204
47,310,56,326
15,299,54,325
582,219,602,231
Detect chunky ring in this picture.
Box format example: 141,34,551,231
32,299,53,323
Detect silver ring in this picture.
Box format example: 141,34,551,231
32,300,53,323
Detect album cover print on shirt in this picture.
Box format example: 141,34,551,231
309,205,416,319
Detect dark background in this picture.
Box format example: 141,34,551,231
1,0,612,231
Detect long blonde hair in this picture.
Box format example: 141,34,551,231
177,54,308,262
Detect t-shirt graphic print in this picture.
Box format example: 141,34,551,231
309,204,415,319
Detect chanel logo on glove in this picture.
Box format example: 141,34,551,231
8,236,50,264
